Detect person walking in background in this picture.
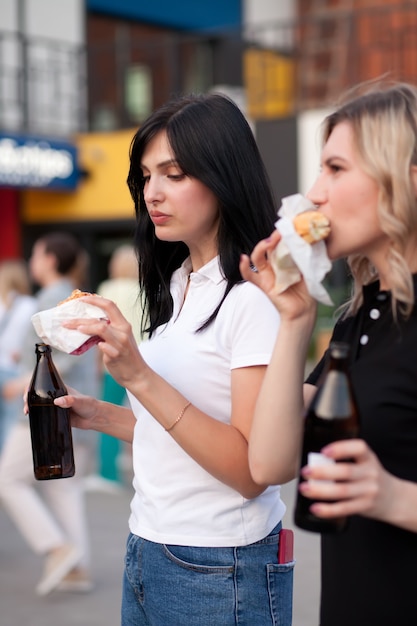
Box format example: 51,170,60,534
94,244,142,488
97,244,142,342
0,260,36,453
241,81,417,625
0,232,99,596
53,93,294,625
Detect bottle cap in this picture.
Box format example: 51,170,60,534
329,341,350,358
35,343,51,353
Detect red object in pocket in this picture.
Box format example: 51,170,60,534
278,528,294,563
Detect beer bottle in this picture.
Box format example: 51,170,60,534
294,341,360,533
27,343,75,480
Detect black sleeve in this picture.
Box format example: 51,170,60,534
305,352,327,386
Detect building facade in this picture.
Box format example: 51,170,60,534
1,0,416,289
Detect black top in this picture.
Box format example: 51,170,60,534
306,277,417,626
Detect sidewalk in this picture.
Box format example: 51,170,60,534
0,480,320,626
0,484,133,626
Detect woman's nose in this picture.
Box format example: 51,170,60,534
144,177,163,204
306,175,326,206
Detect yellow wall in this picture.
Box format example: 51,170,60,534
22,128,136,223
244,48,295,119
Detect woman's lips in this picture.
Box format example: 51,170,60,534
149,211,170,225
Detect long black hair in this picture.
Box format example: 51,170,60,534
127,93,278,337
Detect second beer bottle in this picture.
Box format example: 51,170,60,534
27,343,75,480
294,341,360,533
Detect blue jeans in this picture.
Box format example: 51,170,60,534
121,523,294,626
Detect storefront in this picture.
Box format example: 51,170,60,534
0,132,80,259
9,128,136,290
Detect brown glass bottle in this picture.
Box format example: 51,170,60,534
294,341,360,533
27,343,75,480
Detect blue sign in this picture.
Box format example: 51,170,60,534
0,133,80,191
86,0,241,31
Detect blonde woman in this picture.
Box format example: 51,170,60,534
241,81,417,625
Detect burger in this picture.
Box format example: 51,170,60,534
293,210,330,244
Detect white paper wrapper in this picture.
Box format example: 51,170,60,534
269,193,333,305
31,299,108,355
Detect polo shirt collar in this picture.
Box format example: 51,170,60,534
179,256,225,286
362,273,417,306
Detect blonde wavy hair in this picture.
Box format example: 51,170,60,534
322,81,417,319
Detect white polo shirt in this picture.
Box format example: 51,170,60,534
127,256,286,547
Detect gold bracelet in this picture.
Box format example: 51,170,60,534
165,401,191,432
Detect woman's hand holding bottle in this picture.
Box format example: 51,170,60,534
298,438,409,528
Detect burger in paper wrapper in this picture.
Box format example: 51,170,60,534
269,194,333,305
31,289,108,355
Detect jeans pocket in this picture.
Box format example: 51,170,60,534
163,544,234,574
161,544,236,623
267,561,295,626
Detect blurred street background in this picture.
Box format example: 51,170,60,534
1,0,415,326
0,1,414,624
0,485,132,626
0,479,321,626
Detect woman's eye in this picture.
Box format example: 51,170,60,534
329,163,342,173
142,176,150,185
168,173,185,181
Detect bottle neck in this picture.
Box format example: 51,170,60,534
36,343,51,357
327,341,350,373
328,355,349,372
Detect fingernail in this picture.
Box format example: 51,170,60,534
301,466,311,478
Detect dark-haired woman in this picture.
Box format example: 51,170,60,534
56,93,293,625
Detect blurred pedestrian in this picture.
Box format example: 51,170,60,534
94,244,142,487
0,232,99,596
97,244,142,342
0,259,36,452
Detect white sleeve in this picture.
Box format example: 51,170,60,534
217,282,280,370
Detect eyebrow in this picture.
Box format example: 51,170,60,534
323,155,349,166
140,158,179,171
